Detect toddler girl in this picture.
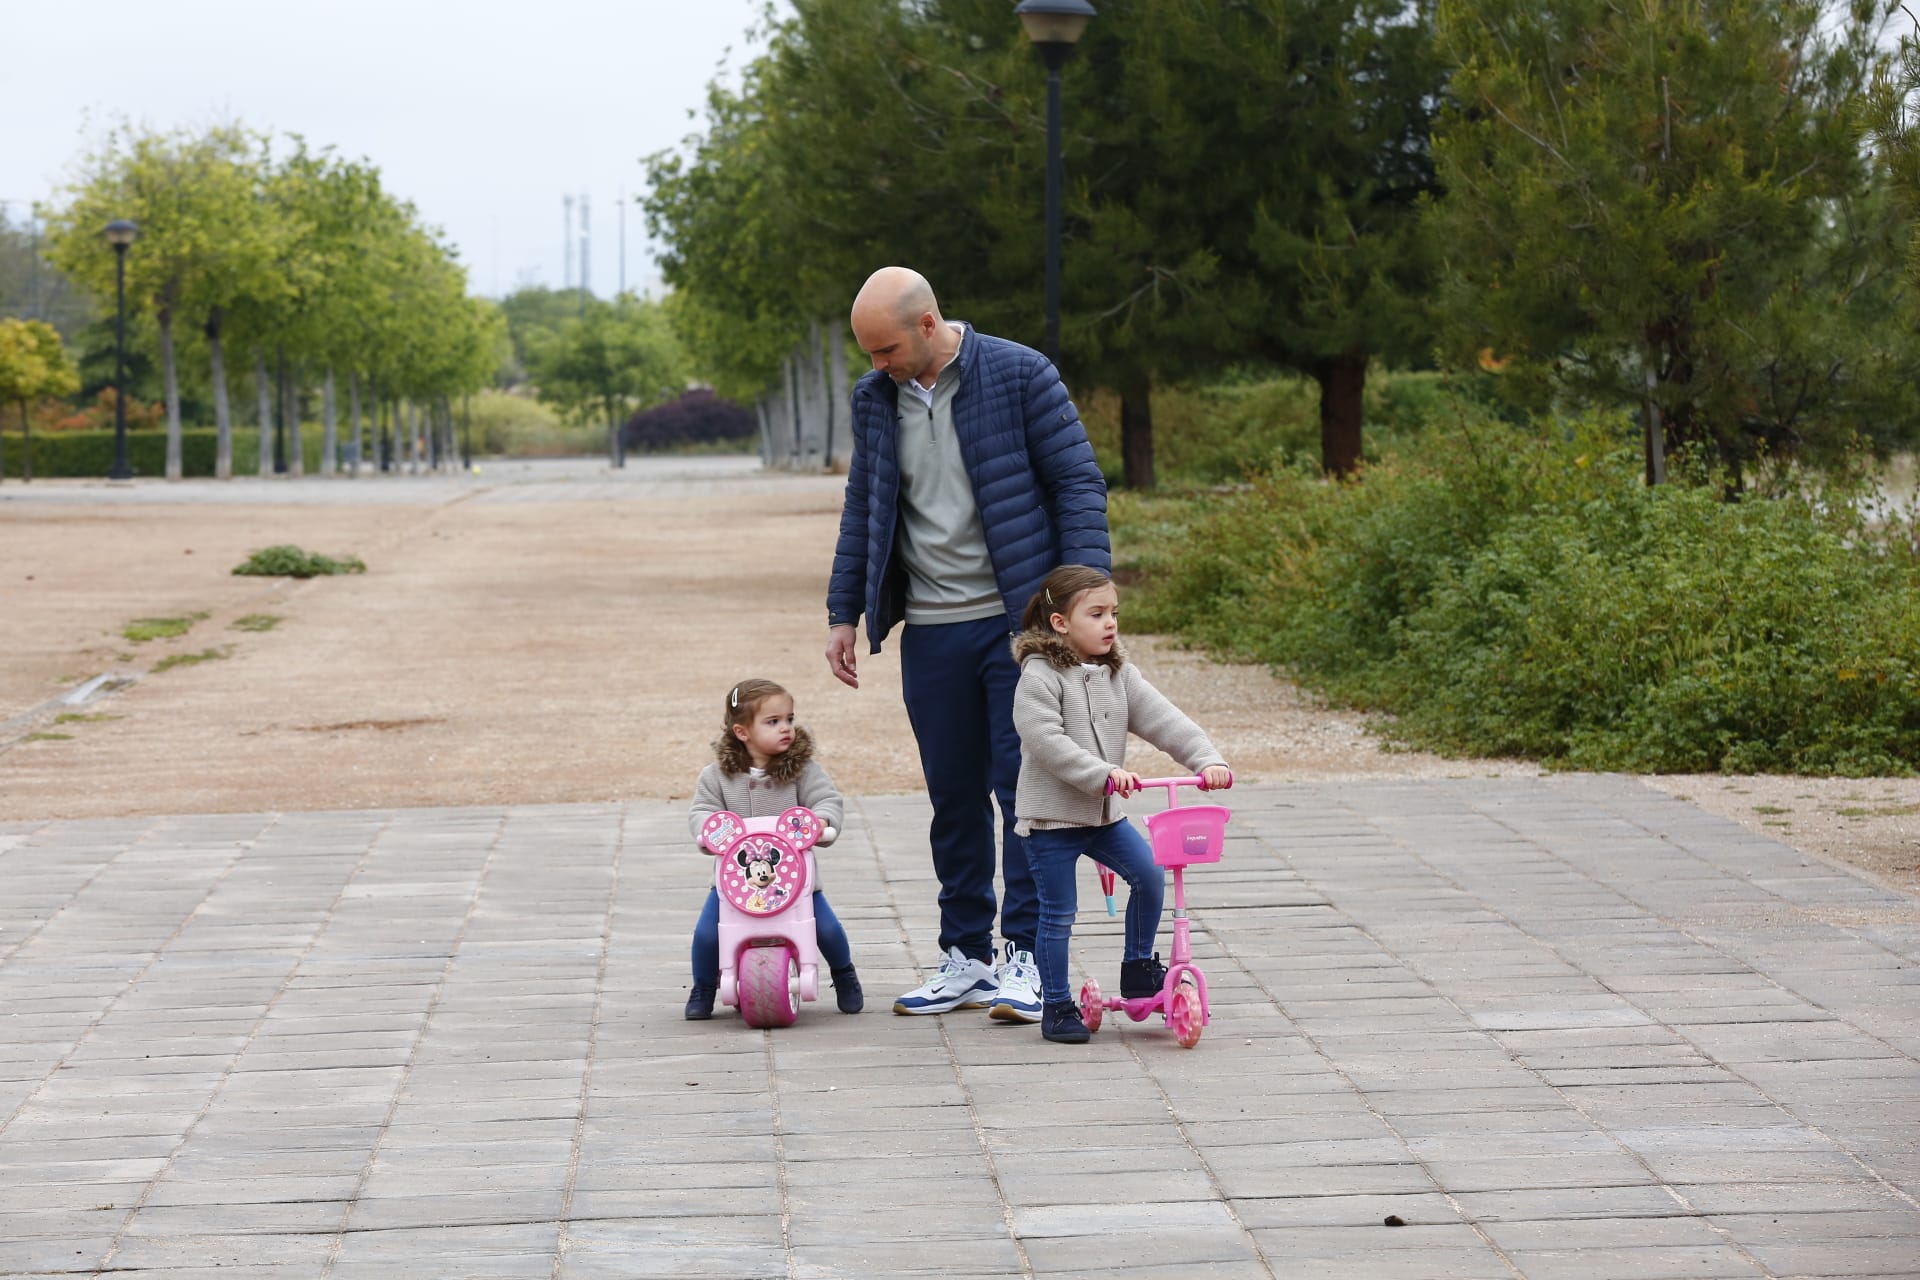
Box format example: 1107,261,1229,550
1011,566,1231,1043
685,678,862,1019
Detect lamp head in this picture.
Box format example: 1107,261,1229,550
1015,0,1096,47
104,219,139,249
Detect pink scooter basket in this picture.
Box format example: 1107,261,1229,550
1143,801,1229,867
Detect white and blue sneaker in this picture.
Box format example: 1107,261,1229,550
893,946,999,1015
988,943,1043,1024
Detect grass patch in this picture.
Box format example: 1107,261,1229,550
53,712,121,724
1754,805,1791,815
22,732,73,742
230,613,283,632
152,648,229,673
233,546,366,578
1835,804,1920,818
122,612,209,643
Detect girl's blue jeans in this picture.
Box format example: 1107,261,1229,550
1024,819,1164,1007
691,888,851,986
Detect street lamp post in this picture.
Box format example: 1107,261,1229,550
103,219,139,481
1015,0,1097,363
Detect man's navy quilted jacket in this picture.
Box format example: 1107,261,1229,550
826,326,1110,653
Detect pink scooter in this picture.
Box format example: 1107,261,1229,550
697,806,827,1028
1082,773,1232,1049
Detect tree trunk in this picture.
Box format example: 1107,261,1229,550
158,308,182,480
1642,367,1667,487
207,309,232,480
827,323,851,469
22,401,30,481
800,320,827,469
321,368,338,476
784,354,801,469
756,397,772,468
286,361,305,478
1119,371,1156,491
255,350,273,477
409,400,422,473
348,371,363,477
1312,347,1368,479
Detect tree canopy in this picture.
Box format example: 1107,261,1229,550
38,120,504,477
645,0,1447,481
1428,0,1913,478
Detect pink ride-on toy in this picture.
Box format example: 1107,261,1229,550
697,806,828,1028
1083,773,1232,1049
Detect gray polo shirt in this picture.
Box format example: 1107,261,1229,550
896,326,1002,626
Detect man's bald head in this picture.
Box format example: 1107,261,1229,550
852,266,939,330
849,266,958,387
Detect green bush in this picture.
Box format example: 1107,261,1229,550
466,390,587,457
1116,415,1920,775
233,546,366,578
0,427,336,478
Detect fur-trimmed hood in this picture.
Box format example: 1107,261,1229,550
712,724,818,782
1011,628,1126,674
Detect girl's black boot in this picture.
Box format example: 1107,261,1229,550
1041,1000,1090,1044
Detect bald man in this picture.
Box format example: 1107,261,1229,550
825,267,1110,1024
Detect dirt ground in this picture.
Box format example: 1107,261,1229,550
2,457,1914,898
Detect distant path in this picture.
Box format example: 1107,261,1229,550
0,455,1912,895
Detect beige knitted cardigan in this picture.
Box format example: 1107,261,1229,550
1010,631,1225,828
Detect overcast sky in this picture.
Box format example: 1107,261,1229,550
1,0,771,299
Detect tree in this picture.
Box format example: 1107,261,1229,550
528,296,686,462
497,285,595,385
0,318,80,481
43,123,285,480
0,209,93,338
1428,0,1900,483
645,0,1446,483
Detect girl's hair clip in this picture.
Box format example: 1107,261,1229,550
729,685,739,708
1044,589,1055,606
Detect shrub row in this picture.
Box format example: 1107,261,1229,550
0,428,357,479
1117,416,1920,775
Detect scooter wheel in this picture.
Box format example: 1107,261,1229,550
1079,979,1103,1034
1168,982,1203,1048
738,945,799,1028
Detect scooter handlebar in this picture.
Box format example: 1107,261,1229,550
1103,770,1233,797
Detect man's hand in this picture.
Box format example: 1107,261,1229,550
826,625,860,689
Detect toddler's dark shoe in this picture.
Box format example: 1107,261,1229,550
1042,1000,1090,1044
683,983,717,1020
831,965,864,1014
1120,953,1168,999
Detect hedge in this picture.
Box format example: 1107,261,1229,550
0,428,350,479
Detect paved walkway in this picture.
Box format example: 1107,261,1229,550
2,776,1917,1279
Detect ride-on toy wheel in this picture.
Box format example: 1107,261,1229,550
1168,982,1203,1048
1079,979,1104,1034
737,944,799,1028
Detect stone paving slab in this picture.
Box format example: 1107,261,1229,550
1,775,1918,1278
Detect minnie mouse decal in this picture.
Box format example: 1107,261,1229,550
701,806,824,918
735,839,789,913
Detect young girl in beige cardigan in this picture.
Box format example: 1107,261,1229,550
1011,566,1232,1043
